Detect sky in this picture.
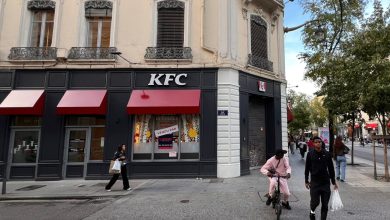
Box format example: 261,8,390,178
284,0,390,97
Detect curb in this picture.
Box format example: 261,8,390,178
0,194,123,201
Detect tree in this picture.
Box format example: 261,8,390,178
299,0,366,154
287,90,313,135
347,0,390,180
310,96,328,128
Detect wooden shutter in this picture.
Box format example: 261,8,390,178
251,16,267,59
157,7,184,48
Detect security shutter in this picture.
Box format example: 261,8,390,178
251,16,267,59
157,7,184,48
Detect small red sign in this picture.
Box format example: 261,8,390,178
258,81,267,92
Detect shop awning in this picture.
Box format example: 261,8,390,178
365,123,378,129
57,90,107,115
127,90,201,114
0,90,45,115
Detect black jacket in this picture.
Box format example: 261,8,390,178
305,149,336,185
113,151,127,166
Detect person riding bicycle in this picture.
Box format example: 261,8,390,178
260,149,292,210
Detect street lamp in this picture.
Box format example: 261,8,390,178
110,51,136,66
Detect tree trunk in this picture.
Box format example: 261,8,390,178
351,115,355,165
328,111,334,157
373,140,377,180
381,114,389,182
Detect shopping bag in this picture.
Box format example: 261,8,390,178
330,190,343,211
109,159,121,174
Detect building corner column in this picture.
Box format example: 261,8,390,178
217,68,240,178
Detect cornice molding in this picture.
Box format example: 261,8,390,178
27,0,56,10
157,0,184,9
85,0,113,9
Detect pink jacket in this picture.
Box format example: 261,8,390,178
260,156,291,176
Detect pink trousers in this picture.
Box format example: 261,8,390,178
268,177,290,200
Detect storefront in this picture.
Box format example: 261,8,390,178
0,69,217,180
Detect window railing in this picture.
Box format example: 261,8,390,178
8,47,57,60
144,47,192,60
68,47,117,60
248,54,274,72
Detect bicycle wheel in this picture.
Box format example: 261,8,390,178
275,203,282,220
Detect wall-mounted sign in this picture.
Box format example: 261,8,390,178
148,73,188,86
258,81,267,92
217,110,228,116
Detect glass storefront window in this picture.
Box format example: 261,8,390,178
66,116,105,126
90,127,105,160
132,114,200,161
12,130,39,163
12,116,41,126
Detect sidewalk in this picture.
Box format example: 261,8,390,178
1,151,389,200
0,179,150,200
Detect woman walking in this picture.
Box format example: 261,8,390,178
333,136,348,182
105,144,131,191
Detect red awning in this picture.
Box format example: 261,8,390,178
0,90,45,115
365,123,378,129
127,90,200,114
287,106,294,123
57,90,107,115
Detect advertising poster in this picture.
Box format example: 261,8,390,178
318,127,330,144
158,134,173,149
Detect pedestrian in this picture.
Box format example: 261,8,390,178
307,137,315,152
305,136,338,220
105,144,131,191
333,136,348,182
288,133,295,154
260,149,292,210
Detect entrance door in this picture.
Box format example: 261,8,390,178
248,96,266,167
63,128,90,178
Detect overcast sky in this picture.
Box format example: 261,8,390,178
284,0,390,97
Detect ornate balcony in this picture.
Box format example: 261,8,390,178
248,54,274,72
8,47,57,61
68,47,117,60
144,47,192,60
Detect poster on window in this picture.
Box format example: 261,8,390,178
158,134,173,149
155,125,179,137
318,127,330,145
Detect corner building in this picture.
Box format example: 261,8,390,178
0,0,288,180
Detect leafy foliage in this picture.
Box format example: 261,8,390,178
287,90,313,135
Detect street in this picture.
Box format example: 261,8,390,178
347,142,390,165
1,152,390,220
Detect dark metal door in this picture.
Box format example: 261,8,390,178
248,96,266,167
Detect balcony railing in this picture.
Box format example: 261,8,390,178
68,47,117,60
248,54,274,72
144,47,192,60
8,47,57,60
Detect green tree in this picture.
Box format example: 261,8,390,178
347,0,390,180
309,97,328,128
287,90,313,135
299,0,366,154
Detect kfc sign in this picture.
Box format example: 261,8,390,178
148,73,188,86
258,81,267,92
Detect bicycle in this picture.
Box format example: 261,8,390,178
270,174,288,220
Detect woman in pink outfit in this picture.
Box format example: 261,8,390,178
260,149,292,210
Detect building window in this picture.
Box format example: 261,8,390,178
85,6,112,47
10,116,42,164
133,114,200,161
250,15,267,61
248,15,273,72
30,10,55,47
156,0,185,48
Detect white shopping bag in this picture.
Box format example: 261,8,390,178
112,159,121,171
330,190,343,211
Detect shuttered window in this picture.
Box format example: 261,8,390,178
250,16,268,59
157,7,184,47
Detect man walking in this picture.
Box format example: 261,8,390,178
305,136,338,220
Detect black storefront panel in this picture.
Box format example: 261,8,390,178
10,166,35,179
15,71,45,88
37,92,65,180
